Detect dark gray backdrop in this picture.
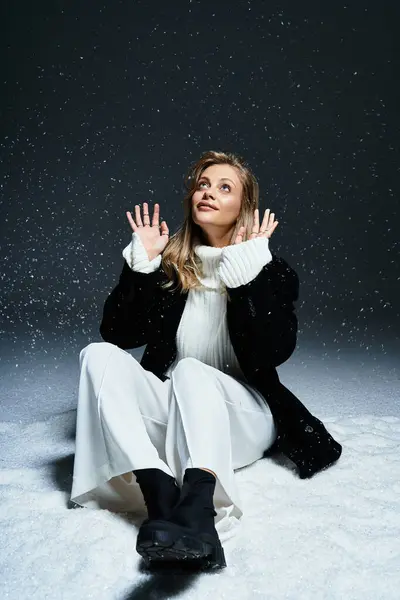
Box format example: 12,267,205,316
1,0,399,365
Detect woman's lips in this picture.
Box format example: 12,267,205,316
197,204,218,211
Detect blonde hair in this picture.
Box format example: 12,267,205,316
161,150,260,293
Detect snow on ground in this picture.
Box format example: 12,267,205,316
1,336,399,599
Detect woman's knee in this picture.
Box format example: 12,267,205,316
170,358,205,399
79,341,118,368
171,357,226,410
172,357,205,379
172,358,225,394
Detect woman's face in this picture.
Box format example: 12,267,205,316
191,163,243,234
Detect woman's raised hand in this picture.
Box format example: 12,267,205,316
234,209,279,245
126,203,169,261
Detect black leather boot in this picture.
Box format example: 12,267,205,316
136,468,226,570
133,468,180,523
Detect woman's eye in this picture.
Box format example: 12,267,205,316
198,181,230,191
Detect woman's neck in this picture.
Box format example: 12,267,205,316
196,226,234,248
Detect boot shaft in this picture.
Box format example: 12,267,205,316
170,468,217,532
133,468,180,521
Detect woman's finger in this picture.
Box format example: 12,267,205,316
152,203,160,227
266,220,279,238
235,226,245,244
126,211,138,231
252,208,260,235
268,211,275,229
260,208,271,232
160,220,169,236
135,205,144,227
142,202,150,226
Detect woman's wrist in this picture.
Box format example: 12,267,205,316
122,232,162,273
146,250,162,262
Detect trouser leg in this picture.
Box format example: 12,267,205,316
71,342,173,502
165,357,276,520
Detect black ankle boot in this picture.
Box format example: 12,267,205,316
133,468,180,522
136,468,226,570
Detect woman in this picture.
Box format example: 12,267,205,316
70,150,342,570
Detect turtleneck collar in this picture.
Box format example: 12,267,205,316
193,241,226,290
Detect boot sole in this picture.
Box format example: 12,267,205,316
136,520,226,570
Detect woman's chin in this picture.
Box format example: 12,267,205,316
193,212,218,224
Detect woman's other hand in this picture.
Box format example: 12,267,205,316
126,203,169,261
234,209,279,245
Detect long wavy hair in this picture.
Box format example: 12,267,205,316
161,150,260,293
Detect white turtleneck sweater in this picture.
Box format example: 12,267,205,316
122,232,273,380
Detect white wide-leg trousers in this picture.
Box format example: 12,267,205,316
70,342,277,542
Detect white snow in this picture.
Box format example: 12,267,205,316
1,342,399,599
